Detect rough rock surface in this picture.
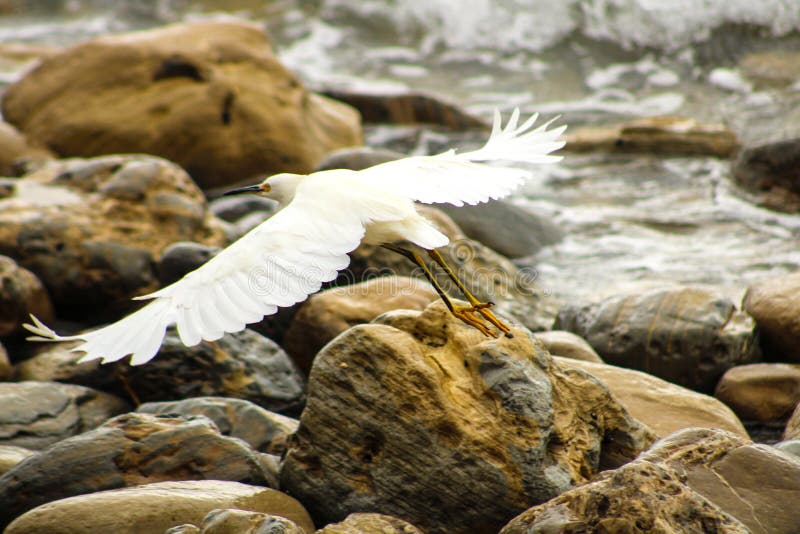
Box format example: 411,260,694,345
117,329,306,415
182,508,305,534
0,381,129,450
283,275,439,372
2,21,362,190
280,300,655,534
0,254,54,337
0,412,277,528
0,155,226,318
317,513,423,533
786,402,800,440
743,271,800,361
555,286,761,393
0,120,52,176
0,445,35,476
732,137,800,212
4,480,314,534
558,357,748,438
137,397,298,456
715,363,800,424
535,331,603,363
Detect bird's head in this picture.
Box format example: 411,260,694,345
223,173,303,205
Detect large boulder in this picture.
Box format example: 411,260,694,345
555,287,761,393
280,300,654,533
4,480,313,534
743,271,800,362
2,21,362,190
0,155,226,318
0,254,54,337
715,363,800,424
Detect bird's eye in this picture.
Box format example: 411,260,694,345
262,183,271,193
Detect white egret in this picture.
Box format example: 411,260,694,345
25,108,565,365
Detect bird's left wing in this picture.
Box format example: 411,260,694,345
357,108,566,206
24,175,403,365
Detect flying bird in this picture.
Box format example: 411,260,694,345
25,108,566,365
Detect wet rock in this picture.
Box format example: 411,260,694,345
732,138,800,213
564,116,740,158
555,287,761,393
0,445,35,476
743,271,800,361
137,397,298,456
280,300,655,533
318,513,423,533
534,330,603,363
319,89,486,129
0,254,54,337
0,412,278,528
314,147,404,172
783,401,800,440
0,155,226,319
283,275,438,373
740,50,800,89
641,427,800,534
500,457,749,533
157,242,221,287
0,120,52,176
714,363,800,424
0,381,129,450
438,201,563,259
2,21,362,190
117,329,305,415
4,480,314,534
558,357,748,438
191,509,304,534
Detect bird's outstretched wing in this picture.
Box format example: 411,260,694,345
24,181,407,365
359,108,566,206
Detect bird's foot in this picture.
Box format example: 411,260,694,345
452,301,513,338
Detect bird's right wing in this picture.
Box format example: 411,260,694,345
356,108,566,206
25,179,404,365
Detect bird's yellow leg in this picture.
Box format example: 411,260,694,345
381,244,495,337
426,248,512,337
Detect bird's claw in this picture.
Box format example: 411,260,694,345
453,302,512,338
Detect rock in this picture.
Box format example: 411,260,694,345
192,508,304,534
743,272,800,361
2,21,362,190
0,445,35,476
0,254,54,337
557,357,748,438
714,363,800,424
774,439,800,459
0,412,278,528
208,195,279,223
4,480,314,534
438,201,563,259
534,331,603,363
732,139,800,213
314,147,404,172
317,513,423,533
0,120,52,176
0,155,226,319
280,300,655,534
641,427,800,534
13,342,119,391
555,287,761,393
283,275,439,373
564,116,740,158
0,341,10,380
117,329,306,415
157,242,221,287
137,397,298,456
784,402,800,440
500,457,749,533
166,525,201,534
0,381,129,450
319,89,486,129
740,51,800,89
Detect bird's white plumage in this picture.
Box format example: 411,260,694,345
24,108,566,365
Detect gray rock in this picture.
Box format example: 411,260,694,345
0,412,278,529
157,242,221,287
774,439,800,459
0,381,129,450
208,194,280,223
555,287,761,393
732,137,800,212
137,397,298,456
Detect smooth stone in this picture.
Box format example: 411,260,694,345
314,147,404,172
714,363,800,423
743,271,800,362
0,120,52,176
5,480,314,534
191,508,304,534
0,381,129,450
534,331,603,363
0,255,54,337
774,439,800,459
784,402,800,441
732,139,800,213
0,445,35,476
157,242,221,287
208,195,279,223
317,513,423,533
0,342,10,380
740,50,800,89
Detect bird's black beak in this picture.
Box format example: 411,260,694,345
223,184,264,196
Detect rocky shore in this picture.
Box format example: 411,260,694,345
1,19,800,534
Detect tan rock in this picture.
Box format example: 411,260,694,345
0,120,52,175
0,254,54,336
535,331,602,363
280,300,655,534
0,445,35,476
715,363,800,423
740,51,800,89
5,480,314,534
558,357,748,438
317,513,423,533
743,272,800,362
196,508,304,534
2,21,362,190
283,275,439,372
784,402,800,441
0,341,10,381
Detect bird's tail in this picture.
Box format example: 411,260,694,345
24,298,176,365
459,108,566,165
